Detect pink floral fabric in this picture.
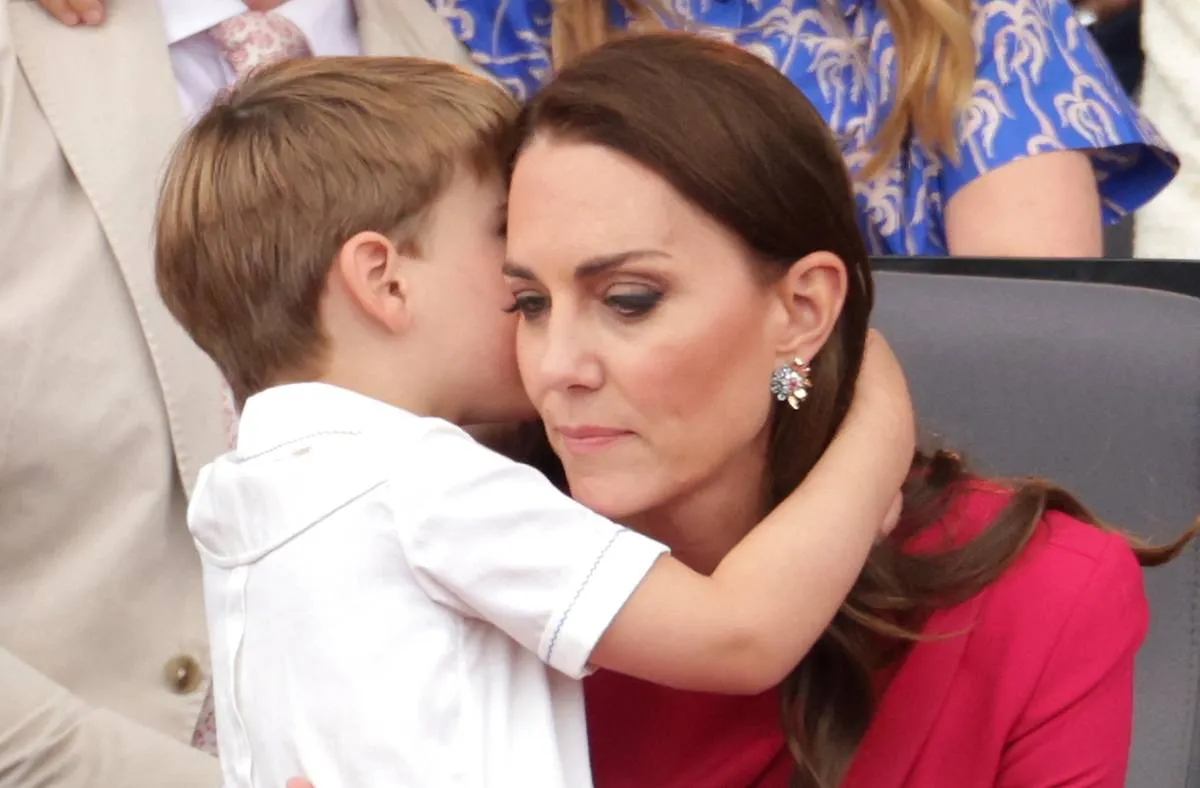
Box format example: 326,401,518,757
208,11,312,80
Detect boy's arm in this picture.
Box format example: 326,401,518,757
404,332,913,695
589,330,914,693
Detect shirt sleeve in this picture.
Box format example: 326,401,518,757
942,0,1178,220
996,529,1148,787
397,423,669,680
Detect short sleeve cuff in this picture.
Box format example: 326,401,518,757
538,527,668,679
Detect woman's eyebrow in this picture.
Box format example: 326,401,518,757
503,250,669,281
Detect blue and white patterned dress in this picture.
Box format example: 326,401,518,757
430,0,1178,256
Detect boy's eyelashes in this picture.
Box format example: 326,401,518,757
494,203,508,238
503,292,545,317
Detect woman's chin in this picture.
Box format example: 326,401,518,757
565,470,661,523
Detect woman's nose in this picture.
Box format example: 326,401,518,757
529,310,604,394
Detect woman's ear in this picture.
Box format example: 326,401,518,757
329,231,411,334
770,251,848,361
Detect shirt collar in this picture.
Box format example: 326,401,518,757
158,0,246,46
157,0,357,47
237,382,415,458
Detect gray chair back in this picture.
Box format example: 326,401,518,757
872,270,1200,788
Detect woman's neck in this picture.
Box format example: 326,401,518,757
622,436,768,576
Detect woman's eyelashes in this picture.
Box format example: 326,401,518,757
504,286,664,321
604,288,663,317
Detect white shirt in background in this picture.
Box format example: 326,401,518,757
158,0,361,121
189,383,667,787
1136,0,1200,260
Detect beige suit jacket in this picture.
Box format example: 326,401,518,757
0,2,473,785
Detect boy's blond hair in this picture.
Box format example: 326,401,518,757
155,57,518,404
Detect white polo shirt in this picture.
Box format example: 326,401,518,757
188,383,667,788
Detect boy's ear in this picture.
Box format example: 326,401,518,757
330,231,411,334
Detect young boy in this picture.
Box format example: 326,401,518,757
155,57,914,787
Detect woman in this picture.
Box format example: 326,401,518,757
439,0,1176,257
499,33,1194,786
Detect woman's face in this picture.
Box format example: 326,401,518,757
505,137,790,521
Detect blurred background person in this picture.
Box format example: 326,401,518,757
437,0,1176,259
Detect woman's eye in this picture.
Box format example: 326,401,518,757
503,292,548,320
605,289,663,318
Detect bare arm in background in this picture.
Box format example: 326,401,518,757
944,151,1104,258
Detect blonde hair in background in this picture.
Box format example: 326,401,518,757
154,57,518,405
548,0,976,178
548,0,653,68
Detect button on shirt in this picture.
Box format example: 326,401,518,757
159,0,361,121
189,383,667,787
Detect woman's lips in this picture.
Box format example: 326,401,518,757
555,425,633,454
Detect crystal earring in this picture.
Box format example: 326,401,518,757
770,357,812,410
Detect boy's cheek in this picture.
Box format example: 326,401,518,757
489,379,538,422
462,383,537,425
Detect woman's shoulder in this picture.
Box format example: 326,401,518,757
929,483,1146,641
936,483,1140,571
864,485,1148,786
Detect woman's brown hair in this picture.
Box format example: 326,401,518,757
548,0,975,177
506,32,1197,787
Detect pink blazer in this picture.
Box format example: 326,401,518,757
843,488,1148,787
586,487,1149,788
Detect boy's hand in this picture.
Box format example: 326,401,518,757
848,329,916,449
845,329,916,536
286,780,314,788
36,0,105,26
